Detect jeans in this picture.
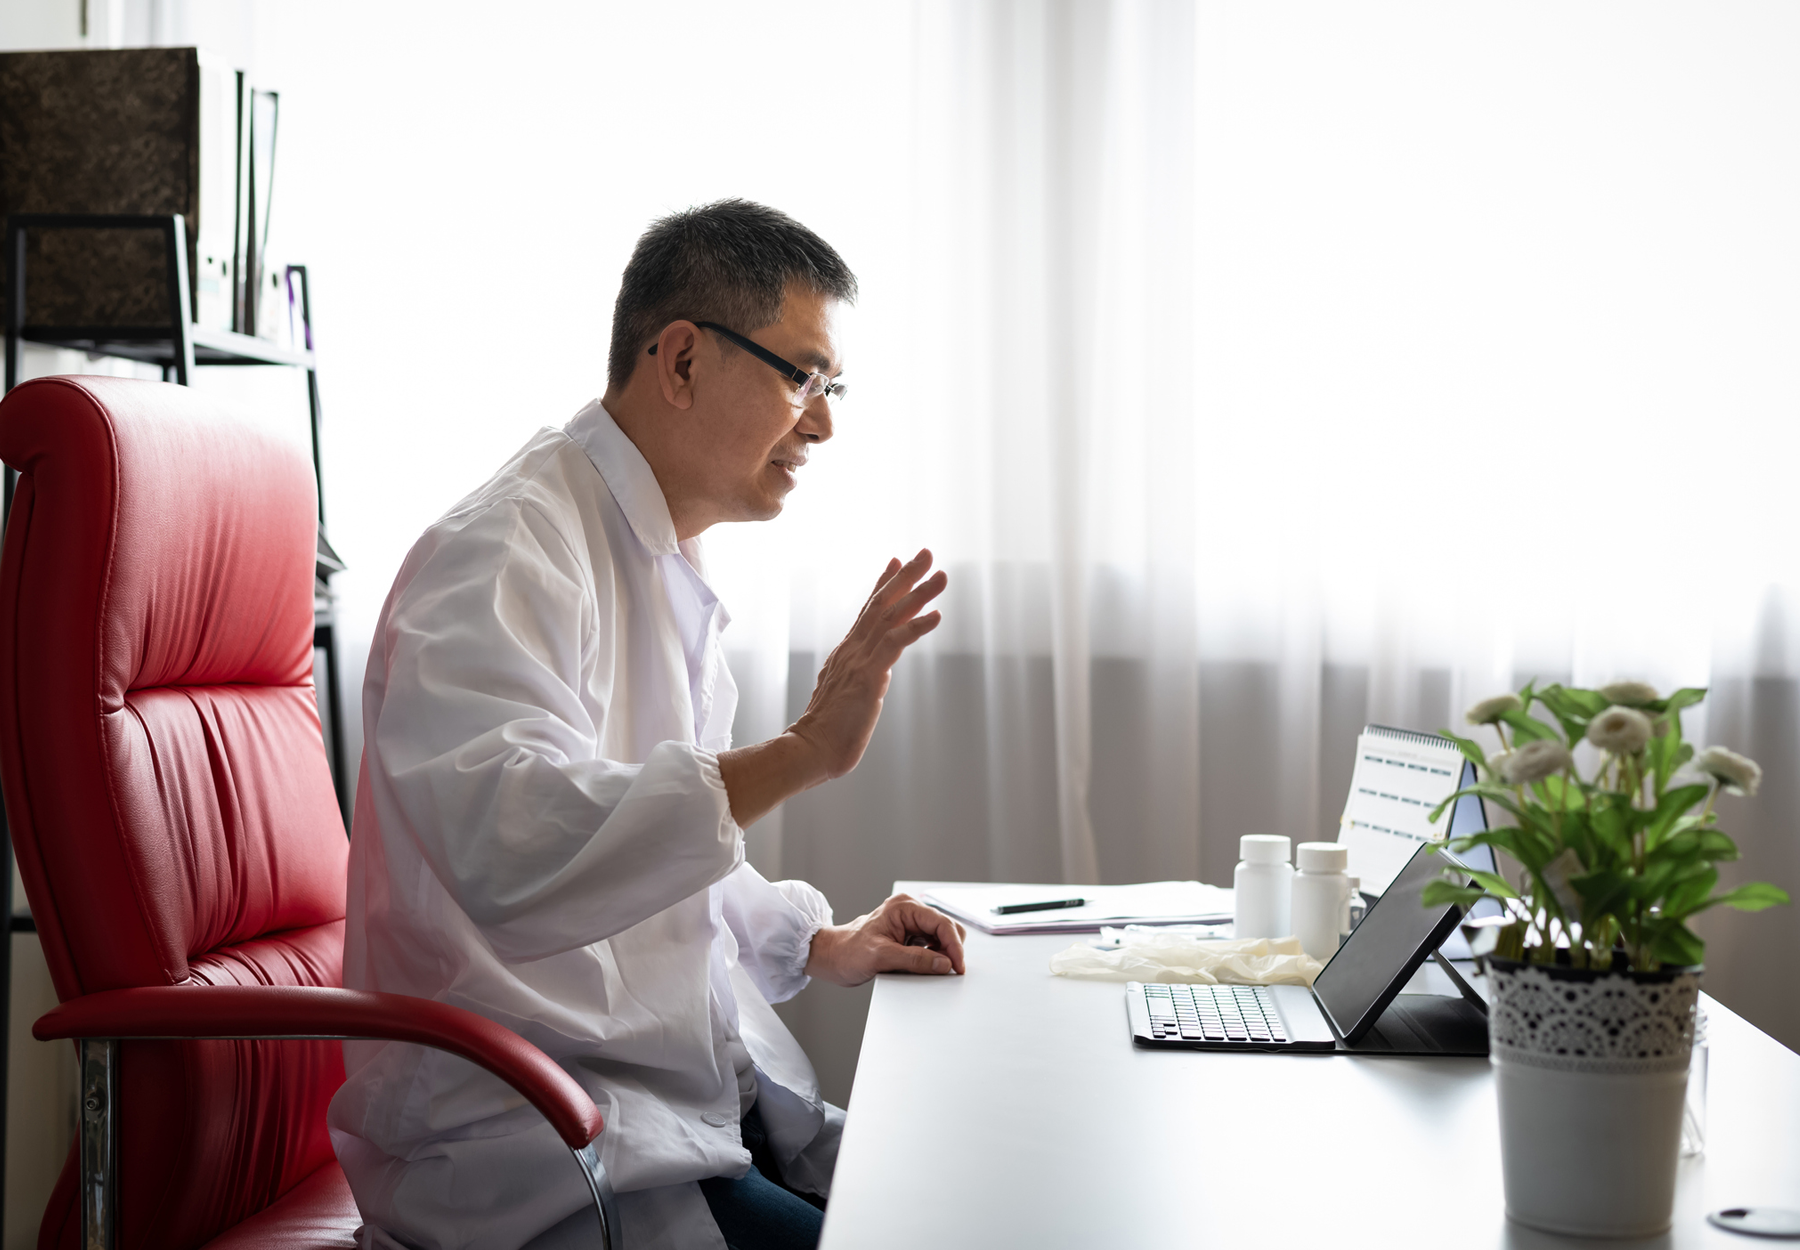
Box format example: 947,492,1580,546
698,1105,825,1250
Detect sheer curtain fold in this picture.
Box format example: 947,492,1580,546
906,0,1205,886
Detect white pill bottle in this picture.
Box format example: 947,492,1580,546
1292,841,1351,960
1233,835,1294,939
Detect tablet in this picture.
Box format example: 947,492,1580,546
1311,759,1490,1045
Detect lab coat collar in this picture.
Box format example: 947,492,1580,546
567,400,680,556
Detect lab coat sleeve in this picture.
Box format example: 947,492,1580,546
719,863,833,1004
372,498,742,962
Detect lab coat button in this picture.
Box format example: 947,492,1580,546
701,1111,731,1128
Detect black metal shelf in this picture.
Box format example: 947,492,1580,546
4,220,347,809
19,324,314,370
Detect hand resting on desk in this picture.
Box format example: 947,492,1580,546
805,893,967,986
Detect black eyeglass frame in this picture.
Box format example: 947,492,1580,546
648,321,845,404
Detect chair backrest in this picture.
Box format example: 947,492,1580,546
0,377,350,1250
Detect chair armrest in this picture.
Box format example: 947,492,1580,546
34,985,603,1149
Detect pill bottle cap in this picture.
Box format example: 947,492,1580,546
1239,834,1292,864
1296,842,1348,872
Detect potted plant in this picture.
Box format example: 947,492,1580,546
1424,680,1789,1238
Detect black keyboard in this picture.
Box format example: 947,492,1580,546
1141,982,1288,1044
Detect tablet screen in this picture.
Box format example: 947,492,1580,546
1312,759,1489,1044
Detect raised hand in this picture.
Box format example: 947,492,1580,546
789,549,947,780
717,551,946,828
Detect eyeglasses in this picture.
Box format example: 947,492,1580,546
650,321,846,407
697,322,847,407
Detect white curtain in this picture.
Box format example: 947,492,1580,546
721,1,1200,886
24,0,1796,1104
709,1,1800,1092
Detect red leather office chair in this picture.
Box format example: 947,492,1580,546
0,376,617,1250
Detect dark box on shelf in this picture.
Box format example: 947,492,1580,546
0,47,245,332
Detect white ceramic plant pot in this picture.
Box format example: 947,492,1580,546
1486,958,1701,1239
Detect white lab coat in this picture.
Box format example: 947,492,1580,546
329,401,842,1250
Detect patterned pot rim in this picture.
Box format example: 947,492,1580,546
1486,959,1700,1075
1485,955,1704,984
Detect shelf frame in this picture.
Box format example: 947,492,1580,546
3,212,348,808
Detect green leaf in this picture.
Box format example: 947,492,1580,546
1541,684,1610,717
1572,869,1633,919
1552,809,1597,868
1537,684,1609,748
1658,827,1740,864
1661,687,1707,717
1435,728,1489,772
1659,813,1706,842
1447,828,1533,865
1429,782,1521,825
1648,921,1705,968
1421,881,1487,910
1714,882,1793,912
1644,783,1711,847
1640,862,1693,908
1661,867,1719,919
1495,816,1560,871
1464,869,1520,899
1497,707,1560,744
1589,804,1632,858
1646,730,1685,792
1538,773,1588,809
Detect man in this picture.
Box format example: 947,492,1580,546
330,200,964,1250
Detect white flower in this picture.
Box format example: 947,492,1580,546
1540,847,1586,918
1587,706,1653,755
1466,693,1522,725
1599,681,1660,707
1484,751,1511,782
1696,745,1762,797
1499,739,1572,784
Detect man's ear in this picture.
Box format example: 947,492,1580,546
653,322,701,411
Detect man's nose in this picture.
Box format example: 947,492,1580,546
796,401,833,444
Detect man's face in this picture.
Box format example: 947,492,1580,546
687,284,841,524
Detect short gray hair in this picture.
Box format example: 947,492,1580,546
607,199,858,389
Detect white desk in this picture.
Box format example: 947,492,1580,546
820,882,1800,1249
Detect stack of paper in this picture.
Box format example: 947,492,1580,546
922,881,1235,935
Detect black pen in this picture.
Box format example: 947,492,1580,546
993,897,1087,915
